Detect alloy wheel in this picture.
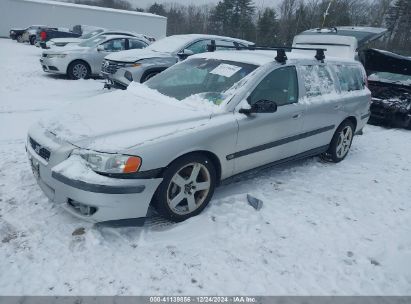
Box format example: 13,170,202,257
72,63,88,79
166,162,211,215
336,126,353,158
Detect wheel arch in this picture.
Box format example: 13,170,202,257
164,150,222,184
140,67,168,83
67,59,91,76
342,116,357,131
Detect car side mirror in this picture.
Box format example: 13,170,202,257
97,45,104,52
177,49,194,59
239,100,278,115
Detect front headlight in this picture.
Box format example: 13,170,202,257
124,63,141,68
124,71,133,82
47,54,67,58
72,150,142,174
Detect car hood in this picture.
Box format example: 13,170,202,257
361,49,411,77
38,83,217,152
105,48,172,63
50,37,82,44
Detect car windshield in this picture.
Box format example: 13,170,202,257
147,36,193,53
145,58,257,104
369,72,411,85
80,29,105,40
78,36,107,47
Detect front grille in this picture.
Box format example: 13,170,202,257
101,60,126,75
29,137,51,161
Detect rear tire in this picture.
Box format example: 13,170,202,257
321,120,355,163
29,36,36,45
153,154,216,222
68,60,90,80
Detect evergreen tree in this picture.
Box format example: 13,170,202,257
256,8,279,46
208,0,256,41
148,3,167,17
384,0,411,54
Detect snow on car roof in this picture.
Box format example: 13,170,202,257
145,34,253,54
302,26,387,34
170,34,254,46
19,0,166,19
194,49,358,66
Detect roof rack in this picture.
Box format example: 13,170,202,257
207,40,327,64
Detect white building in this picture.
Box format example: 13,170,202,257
0,0,167,39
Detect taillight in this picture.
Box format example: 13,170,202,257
40,31,47,41
365,76,369,88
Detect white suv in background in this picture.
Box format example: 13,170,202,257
101,34,254,89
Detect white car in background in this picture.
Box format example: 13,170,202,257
293,26,387,59
40,34,149,79
46,29,151,48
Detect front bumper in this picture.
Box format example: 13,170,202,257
100,63,139,87
26,129,162,223
39,56,69,75
369,103,411,128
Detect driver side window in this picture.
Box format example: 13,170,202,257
185,40,211,54
248,66,298,106
100,39,126,52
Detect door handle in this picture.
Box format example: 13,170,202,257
292,113,302,119
334,104,343,110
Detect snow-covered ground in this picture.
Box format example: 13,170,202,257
0,38,411,295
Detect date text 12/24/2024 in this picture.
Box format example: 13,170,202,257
149,297,257,303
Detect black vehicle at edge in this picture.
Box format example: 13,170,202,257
362,49,411,129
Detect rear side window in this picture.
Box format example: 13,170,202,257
334,65,365,92
301,65,335,97
129,39,147,49
214,40,237,50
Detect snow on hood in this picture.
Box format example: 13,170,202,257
39,83,218,152
105,48,172,62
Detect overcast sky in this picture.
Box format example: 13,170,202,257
128,0,282,10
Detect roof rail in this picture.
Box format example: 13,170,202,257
207,40,327,64
314,27,338,33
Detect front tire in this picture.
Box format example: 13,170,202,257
29,36,36,45
153,154,216,222
68,60,90,80
16,35,23,43
321,120,355,163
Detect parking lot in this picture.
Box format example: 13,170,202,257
0,38,411,295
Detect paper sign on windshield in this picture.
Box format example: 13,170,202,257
210,64,242,78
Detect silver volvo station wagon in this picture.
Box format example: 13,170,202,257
27,47,371,223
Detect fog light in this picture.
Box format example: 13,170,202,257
68,199,97,216
124,71,133,82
